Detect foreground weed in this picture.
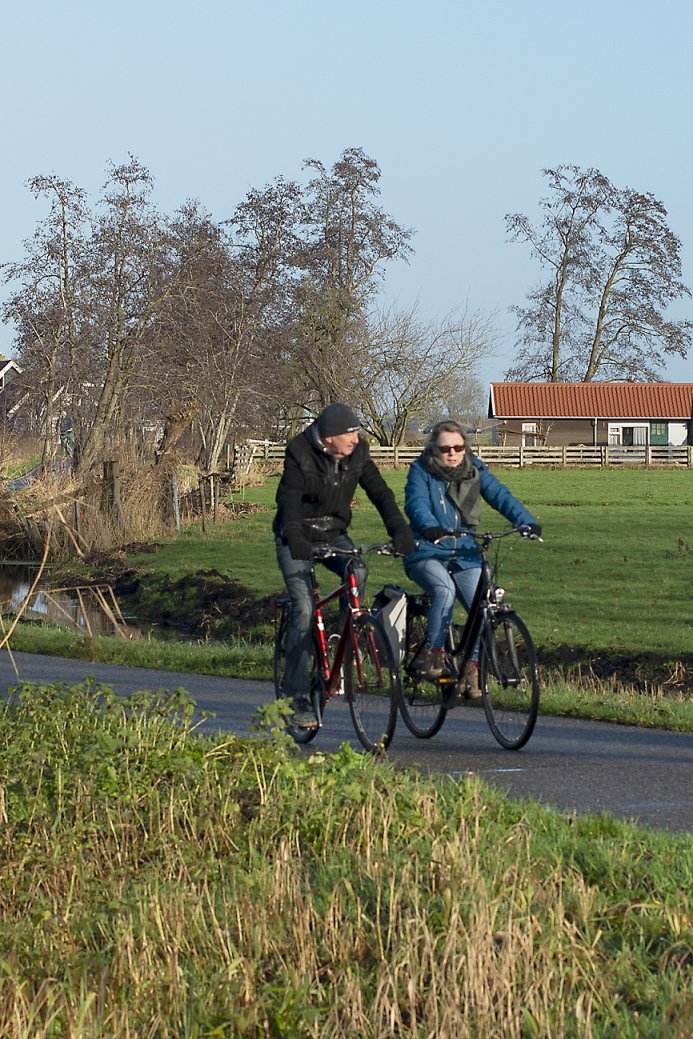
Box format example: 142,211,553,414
0,682,690,1038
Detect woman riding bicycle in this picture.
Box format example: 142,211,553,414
404,420,541,697
274,403,415,727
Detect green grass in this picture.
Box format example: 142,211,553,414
8,467,693,730
0,681,690,1038
129,467,693,660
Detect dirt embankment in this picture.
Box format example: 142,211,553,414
76,545,277,642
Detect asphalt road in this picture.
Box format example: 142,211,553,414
2,649,692,835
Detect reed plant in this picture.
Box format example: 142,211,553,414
0,682,690,1038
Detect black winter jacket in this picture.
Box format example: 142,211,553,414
273,423,408,545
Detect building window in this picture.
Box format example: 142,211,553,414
608,424,648,446
522,422,537,447
651,423,666,437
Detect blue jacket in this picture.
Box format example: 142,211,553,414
404,454,537,568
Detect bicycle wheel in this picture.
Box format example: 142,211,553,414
274,604,322,744
345,614,399,752
398,609,448,739
479,610,539,750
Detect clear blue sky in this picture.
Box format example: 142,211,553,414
2,0,691,384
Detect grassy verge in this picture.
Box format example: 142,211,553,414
3,620,693,733
0,682,690,1038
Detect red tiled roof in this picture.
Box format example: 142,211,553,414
489,382,693,419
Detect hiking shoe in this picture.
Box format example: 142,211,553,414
463,660,482,700
411,647,447,680
291,696,318,728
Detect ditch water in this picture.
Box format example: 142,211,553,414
0,562,135,637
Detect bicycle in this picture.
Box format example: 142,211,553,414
273,542,401,752
398,526,541,749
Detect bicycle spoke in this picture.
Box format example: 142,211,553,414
346,614,399,752
480,611,539,749
399,611,448,739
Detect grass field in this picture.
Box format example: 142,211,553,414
131,466,693,665
6,466,693,730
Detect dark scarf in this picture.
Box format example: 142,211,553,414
423,445,481,527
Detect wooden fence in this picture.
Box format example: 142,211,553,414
237,441,693,470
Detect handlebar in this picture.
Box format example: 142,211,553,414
430,526,543,545
312,541,401,561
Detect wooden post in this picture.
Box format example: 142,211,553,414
199,478,207,533
102,461,123,525
172,473,181,534
74,500,83,541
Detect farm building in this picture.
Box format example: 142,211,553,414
488,382,693,448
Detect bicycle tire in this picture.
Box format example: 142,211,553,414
273,604,322,744
345,614,399,752
399,610,448,739
479,610,539,750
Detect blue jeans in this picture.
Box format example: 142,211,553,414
405,557,481,659
275,534,367,698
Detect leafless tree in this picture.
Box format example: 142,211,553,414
290,148,413,408
506,165,691,381
1,175,88,464
355,304,496,446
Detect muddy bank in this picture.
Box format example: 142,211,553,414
541,644,693,697
75,546,277,641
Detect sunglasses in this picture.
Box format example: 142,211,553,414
437,443,465,454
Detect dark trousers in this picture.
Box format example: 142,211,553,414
275,534,367,697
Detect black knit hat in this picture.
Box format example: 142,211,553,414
317,403,361,438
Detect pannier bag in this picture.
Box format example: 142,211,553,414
371,584,408,665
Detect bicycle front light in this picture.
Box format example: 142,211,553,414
494,587,506,603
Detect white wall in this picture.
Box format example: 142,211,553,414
668,423,688,446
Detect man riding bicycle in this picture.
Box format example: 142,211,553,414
274,403,415,727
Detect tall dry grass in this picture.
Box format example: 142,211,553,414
0,683,690,1038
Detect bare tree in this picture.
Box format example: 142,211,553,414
506,165,691,381
1,175,88,464
291,148,413,408
355,304,496,446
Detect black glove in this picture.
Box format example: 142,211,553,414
391,525,416,556
422,526,446,543
519,523,542,539
287,535,315,561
